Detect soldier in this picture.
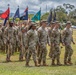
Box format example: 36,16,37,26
18,27,27,61
48,22,55,58
51,21,62,66
5,22,15,62
25,22,38,66
38,20,50,66
62,21,75,65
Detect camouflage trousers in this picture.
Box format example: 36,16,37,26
38,43,47,62
26,46,37,63
6,43,13,60
49,43,54,58
64,44,73,62
19,46,27,60
52,44,61,62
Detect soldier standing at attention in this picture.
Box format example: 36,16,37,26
25,22,38,67
48,22,55,58
38,20,50,66
62,21,75,65
5,22,15,62
51,21,62,66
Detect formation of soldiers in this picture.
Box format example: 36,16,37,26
0,20,75,67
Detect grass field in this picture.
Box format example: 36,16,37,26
0,29,76,75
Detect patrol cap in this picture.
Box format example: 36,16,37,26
66,21,72,25
31,22,37,27
41,20,48,24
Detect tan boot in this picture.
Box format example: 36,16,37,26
25,62,29,67
38,59,41,66
57,59,62,66
43,61,48,66
34,61,38,67
51,59,55,66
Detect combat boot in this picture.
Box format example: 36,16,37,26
34,61,39,67
67,59,73,65
6,57,11,62
43,61,48,66
51,59,55,66
57,59,62,66
25,62,29,67
38,59,41,66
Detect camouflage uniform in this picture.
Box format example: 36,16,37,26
38,26,49,65
48,28,54,58
25,28,38,66
62,27,74,65
52,28,62,65
5,26,15,61
18,27,27,61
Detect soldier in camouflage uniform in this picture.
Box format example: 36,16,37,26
48,22,55,58
38,20,50,66
62,21,75,65
25,22,38,66
5,22,15,62
51,21,62,66
18,26,27,61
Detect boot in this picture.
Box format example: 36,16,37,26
6,57,11,62
34,61,39,67
67,59,73,65
57,59,62,66
51,59,55,66
25,62,29,67
43,61,48,66
38,59,41,66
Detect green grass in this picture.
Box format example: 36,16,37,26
0,29,76,75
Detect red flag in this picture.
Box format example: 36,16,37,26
0,8,10,19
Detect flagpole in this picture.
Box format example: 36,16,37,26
40,7,41,26
8,4,10,23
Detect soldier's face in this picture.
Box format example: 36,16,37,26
67,24,71,28
32,26,36,30
42,22,47,27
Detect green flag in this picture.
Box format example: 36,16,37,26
31,9,41,22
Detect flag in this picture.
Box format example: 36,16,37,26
13,7,20,21
3,7,10,26
47,10,52,23
0,7,10,19
20,7,28,20
53,10,56,22
31,9,41,22
3,17,8,26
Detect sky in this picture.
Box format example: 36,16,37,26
0,0,76,14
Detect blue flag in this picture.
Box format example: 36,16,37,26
31,9,41,22
13,7,20,21
47,10,52,24
53,10,56,22
20,7,28,20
